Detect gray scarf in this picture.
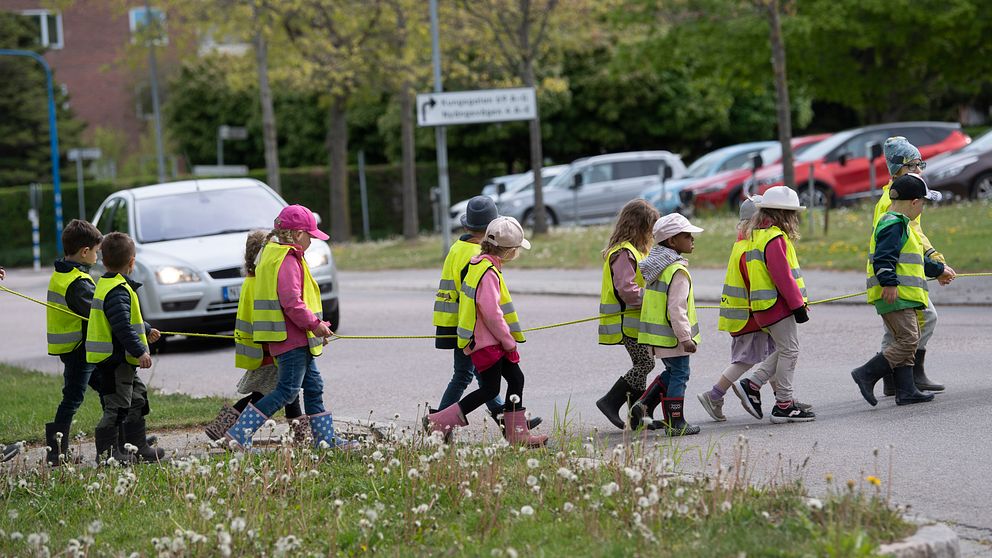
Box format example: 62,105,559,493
639,244,687,284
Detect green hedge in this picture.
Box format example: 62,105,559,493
0,162,504,267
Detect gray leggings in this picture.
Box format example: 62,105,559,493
621,335,655,392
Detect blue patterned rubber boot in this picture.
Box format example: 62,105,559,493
223,403,267,449
309,412,358,450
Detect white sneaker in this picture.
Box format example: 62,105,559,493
696,392,727,422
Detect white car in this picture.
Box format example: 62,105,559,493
90,178,340,337
448,166,567,231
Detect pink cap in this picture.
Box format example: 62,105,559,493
274,205,329,241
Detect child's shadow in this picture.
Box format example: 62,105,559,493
151,334,232,355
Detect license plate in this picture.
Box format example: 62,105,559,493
222,285,241,302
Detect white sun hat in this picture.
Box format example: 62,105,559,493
755,186,806,211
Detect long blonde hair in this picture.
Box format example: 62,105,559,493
743,208,801,241
602,199,659,257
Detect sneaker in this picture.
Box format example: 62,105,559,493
696,392,727,422
770,402,816,424
794,400,814,412
732,379,763,420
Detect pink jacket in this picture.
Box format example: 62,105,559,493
748,234,805,328
269,244,327,357
609,249,643,308
463,254,517,355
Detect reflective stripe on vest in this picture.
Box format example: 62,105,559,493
252,242,324,356
866,213,929,306
637,263,701,348
598,242,646,345
86,275,148,365
433,240,481,328
46,266,94,354
718,239,751,333
457,258,525,350
745,227,808,312
234,276,265,370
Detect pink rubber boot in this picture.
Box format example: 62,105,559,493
426,404,468,440
503,409,547,448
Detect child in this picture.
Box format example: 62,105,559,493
730,186,815,423
630,213,704,435
596,199,659,429
872,137,956,396
224,205,353,450
426,216,546,447
203,231,305,442
696,198,814,422
44,219,103,465
852,173,947,406
86,232,166,463
429,196,541,433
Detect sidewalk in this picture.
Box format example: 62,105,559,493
342,268,992,305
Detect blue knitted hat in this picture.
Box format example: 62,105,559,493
883,136,922,177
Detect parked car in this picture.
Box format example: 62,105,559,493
498,151,686,227
449,165,567,230
641,141,776,215
926,129,992,201
681,134,831,214
751,122,970,206
90,178,340,336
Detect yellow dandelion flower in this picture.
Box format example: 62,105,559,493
866,475,882,487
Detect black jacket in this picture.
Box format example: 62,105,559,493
54,258,96,345
98,272,152,367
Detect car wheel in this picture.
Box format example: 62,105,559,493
798,184,833,208
971,173,992,201
327,307,340,333
522,207,557,229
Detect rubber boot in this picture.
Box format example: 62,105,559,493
490,410,543,434
224,403,268,449
426,403,468,441
204,405,241,441
123,418,167,463
882,374,895,397
894,365,934,406
95,426,133,466
629,376,666,430
44,422,69,466
503,408,548,448
289,415,311,446
851,353,892,407
309,412,359,450
596,377,635,430
912,350,944,392
658,398,700,436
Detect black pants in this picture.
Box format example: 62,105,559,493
234,392,302,419
458,357,525,415
96,362,148,429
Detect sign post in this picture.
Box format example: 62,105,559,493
68,148,102,220
416,88,538,127
29,183,42,272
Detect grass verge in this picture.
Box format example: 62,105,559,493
0,364,228,444
334,200,992,272
0,425,912,557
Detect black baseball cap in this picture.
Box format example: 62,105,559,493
889,173,941,202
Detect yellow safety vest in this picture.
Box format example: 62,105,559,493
638,263,701,348
252,242,324,357
866,212,929,306
432,239,481,328
598,242,646,345
457,258,525,350
745,227,808,312
873,182,941,262
718,238,751,333
47,266,94,354
86,274,148,365
234,276,265,370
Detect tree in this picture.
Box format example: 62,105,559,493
760,0,795,189
253,2,282,193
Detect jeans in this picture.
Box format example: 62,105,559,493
53,348,98,425
658,356,691,398
438,349,503,416
254,348,325,417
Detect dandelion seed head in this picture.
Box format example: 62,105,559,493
519,506,534,516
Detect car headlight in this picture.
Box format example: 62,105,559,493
307,249,329,268
155,266,201,285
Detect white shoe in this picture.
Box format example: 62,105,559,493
696,392,727,422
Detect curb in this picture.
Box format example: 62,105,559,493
879,522,961,558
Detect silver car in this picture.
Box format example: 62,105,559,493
497,151,686,227
90,178,340,337
448,165,567,231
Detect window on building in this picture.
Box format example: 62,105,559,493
19,10,63,49
129,7,168,45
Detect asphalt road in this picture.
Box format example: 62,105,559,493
2,267,991,550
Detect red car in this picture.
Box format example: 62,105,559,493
682,134,831,213
751,122,970,206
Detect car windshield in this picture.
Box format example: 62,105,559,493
136,187,285,243
795,130,857,162
962,130,992,153
683,150,727,178
758,140,822,165
545,167,577,189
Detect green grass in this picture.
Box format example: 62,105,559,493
0,364,228,443
0,427,912,557
334,201,992,273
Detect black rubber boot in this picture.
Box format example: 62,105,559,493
44,422,68,466
851,353,892,407
596,377,635,430
490,410,543,434
95,426,133,466
912,350,944,392
658,398,700,436
123,419,167,463
894,365,935,406
629,376,666,430
881,374,895,397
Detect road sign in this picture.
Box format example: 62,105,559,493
218,125,248,140
67,148,102,161
192,165,248,177
416,87,536,127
